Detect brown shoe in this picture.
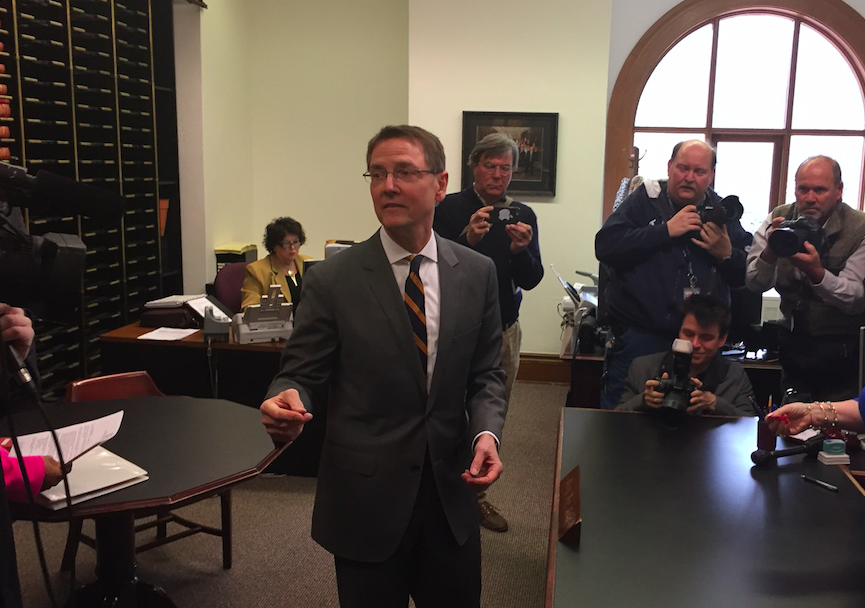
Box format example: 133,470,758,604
479,500,508,532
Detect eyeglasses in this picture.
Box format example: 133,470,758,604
363,167,437,184
276,239,301,249
480,162,512,174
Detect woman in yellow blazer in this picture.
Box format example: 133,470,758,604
241,216,313,310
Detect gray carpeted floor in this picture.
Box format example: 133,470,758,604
13,381,567,607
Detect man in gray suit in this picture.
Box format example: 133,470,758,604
260,125,508,608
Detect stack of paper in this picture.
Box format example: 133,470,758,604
6,411,148,509
38,447,148,509
144,294,205,309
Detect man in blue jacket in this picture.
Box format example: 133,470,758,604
595,140,751,410
434,133,543,532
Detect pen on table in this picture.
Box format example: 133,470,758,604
801,474,839,493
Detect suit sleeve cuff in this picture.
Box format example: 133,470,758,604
472,430,500,450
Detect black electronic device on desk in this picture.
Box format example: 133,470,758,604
140,294,233,331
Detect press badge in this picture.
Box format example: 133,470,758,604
683,287,700,298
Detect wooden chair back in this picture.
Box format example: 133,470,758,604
65,371,164,402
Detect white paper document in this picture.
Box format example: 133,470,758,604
137,327,199,341
37,446,148,509
9,411,124,463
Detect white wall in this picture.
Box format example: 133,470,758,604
409,0,613,355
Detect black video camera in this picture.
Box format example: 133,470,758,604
489,205,521,225
698,195,743,226
0,162,124,324
767,217,824,258
655,339,696,425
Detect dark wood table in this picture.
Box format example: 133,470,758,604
99,323,325,476
4,396,284,608
546,408,865,607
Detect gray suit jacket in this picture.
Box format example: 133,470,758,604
266,231,508,562
615,351,755,416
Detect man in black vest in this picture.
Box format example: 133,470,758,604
747,155,865,401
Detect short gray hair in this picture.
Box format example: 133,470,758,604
467,133,519,169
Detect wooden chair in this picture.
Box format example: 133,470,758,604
61,371,233,570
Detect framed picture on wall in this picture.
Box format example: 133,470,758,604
461,111,559,196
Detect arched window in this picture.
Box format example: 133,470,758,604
604,0,865,229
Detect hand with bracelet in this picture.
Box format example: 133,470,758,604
767,399,865,435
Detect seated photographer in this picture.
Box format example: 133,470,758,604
241,216,312,311
596,140,751,410
616,294,755,416
746,156,865,402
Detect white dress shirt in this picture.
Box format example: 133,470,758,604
379,228,440,388
379,228,500,448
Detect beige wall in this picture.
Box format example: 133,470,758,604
409,0,614,355
176,0,408,289
247,1,409,258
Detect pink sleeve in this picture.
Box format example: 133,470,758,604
1,448,46,502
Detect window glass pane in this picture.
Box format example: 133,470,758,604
713,14,794,129
713,141,775,234
635,25,712,128
632,132,706,181
786,136,864,209
792,25,865,129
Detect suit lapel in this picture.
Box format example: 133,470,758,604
267,255,292,302
360,233,428,394
427,236,460,410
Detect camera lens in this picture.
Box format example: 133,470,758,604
768,228,803,258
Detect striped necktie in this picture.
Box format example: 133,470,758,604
404,254,427,374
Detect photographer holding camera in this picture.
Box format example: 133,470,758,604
746,156,865,401
434,133,543,533
596,140,752,410
616,294,755,417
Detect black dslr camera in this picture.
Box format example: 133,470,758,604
655,338,696,425
767,217,824,258
698,195,744,225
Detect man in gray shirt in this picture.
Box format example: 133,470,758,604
617,294,755,416
746,155,865,401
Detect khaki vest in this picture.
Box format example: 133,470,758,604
772,202,865,336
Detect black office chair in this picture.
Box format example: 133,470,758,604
60,371,233,570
